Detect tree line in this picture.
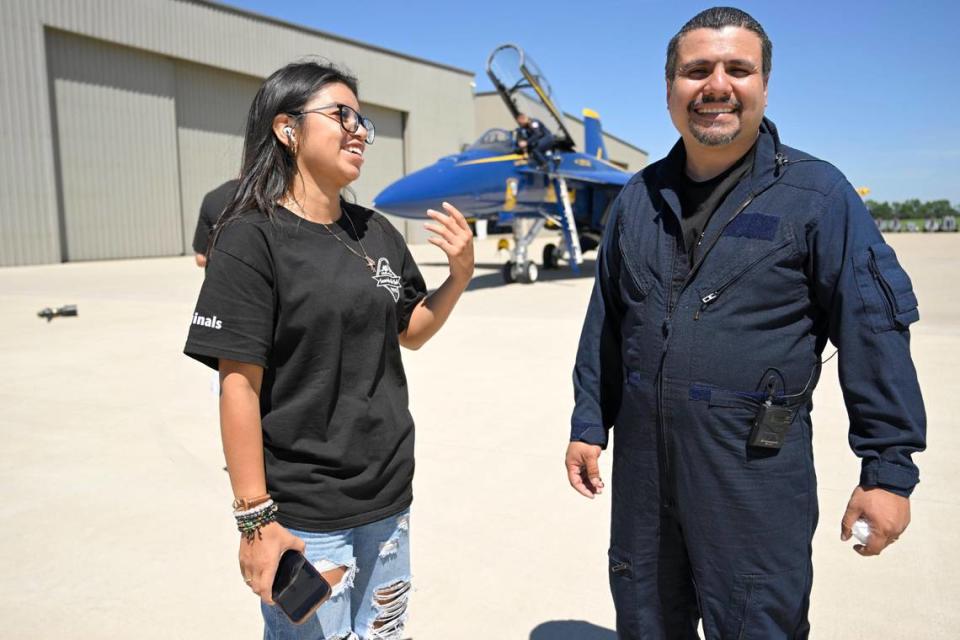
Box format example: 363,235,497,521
865,199,958,220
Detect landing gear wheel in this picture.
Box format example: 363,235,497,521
542,243,559,270
517,260,539,284
502,261,517,284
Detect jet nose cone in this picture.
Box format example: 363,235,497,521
373,167,445,218
372,181,405,211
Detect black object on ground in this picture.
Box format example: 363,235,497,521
37,305,78,322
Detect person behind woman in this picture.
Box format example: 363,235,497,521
184,60,474,639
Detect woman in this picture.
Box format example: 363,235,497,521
184,61,474,639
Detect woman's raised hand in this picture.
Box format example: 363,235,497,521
425,202,475,285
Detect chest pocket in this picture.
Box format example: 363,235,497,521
617,233,652,302
853,242,919,332
694,232,796,318
616,206,670,303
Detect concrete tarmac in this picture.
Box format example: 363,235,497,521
0,233,956,639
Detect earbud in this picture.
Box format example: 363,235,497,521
283,126,294,139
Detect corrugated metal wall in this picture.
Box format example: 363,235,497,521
47,29,183,260
174,61,259,254
46,33,410,261
175,69,408,246
0,2,62,266
350,104,406,234
1,0,476,266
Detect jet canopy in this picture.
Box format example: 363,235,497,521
486,44,575,152
466,128,516,153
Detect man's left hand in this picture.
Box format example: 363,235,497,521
840,486,911,556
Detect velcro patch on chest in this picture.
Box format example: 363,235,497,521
723,213,779,241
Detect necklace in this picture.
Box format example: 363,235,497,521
283,199,376,272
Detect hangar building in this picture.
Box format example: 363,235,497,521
0,0,647,266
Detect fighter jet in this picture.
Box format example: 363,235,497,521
373,44,632,284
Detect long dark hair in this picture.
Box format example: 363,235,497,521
211,60,358,248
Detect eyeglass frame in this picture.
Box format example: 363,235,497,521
287,103,376,145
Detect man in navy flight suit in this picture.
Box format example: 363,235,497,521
565,7,926,638
515,112,555,167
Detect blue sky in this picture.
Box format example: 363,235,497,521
221,0,959,205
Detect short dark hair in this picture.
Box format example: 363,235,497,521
665,7,772,79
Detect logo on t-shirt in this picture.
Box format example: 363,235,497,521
372,257,401,303
192,312,222,330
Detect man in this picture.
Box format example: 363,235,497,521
191,178,239,267
515,112,555,167
565,7,925,638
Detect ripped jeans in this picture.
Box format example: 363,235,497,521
262,509,411,640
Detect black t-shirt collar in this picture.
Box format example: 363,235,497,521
276,199,370,239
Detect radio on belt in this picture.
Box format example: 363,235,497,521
748,400,795,449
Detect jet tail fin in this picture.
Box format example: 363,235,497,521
582,108,608,160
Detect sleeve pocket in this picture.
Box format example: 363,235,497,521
853,243,919,332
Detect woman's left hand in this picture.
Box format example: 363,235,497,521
425,202,475,285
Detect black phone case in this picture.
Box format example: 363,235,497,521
272,550,332,624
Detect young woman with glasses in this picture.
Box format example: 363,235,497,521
184,60,474,639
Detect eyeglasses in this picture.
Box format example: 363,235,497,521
288,103,376,144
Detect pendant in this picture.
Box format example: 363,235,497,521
365,256,376,272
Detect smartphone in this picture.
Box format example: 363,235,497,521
272,550,332,625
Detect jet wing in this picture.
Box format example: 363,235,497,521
517,156,634,187
553,166,633,187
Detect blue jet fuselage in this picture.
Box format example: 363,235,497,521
372,44,638,284
373,134,632,230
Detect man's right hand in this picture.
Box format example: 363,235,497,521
239,521,306,604
565,442,604,499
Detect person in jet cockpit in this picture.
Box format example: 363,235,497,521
515,112,555,167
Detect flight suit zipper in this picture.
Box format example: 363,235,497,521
869,257,897,326
656,316,672,503
655,152,792,507
619,233,650,298
656,193,757,500
693,238,791,319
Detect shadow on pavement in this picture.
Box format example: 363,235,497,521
529,620,616,639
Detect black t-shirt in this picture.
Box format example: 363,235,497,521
192,179,240,254
184,202,427,531
677,143,757,260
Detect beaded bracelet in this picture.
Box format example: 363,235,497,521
236,505,277,541
235,501,279,541
236,505,276,528
235,501,276,526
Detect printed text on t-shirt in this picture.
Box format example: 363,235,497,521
192,312,222,330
